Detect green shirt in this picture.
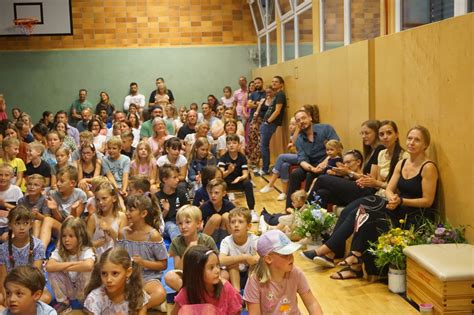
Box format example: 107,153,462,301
140,119,153,138
169,233,218,258
71,99,93,116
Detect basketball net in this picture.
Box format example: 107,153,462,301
14,18,39,36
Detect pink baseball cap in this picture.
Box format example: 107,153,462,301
257,230,301,256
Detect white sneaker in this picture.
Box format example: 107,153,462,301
259,215,268,234
277,193,287,201
259,185,273,193
250,210,259,223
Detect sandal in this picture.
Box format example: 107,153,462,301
337,251,363,266
330,266,364,280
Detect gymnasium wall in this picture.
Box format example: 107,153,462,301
253,13,474,242
0,1,258,121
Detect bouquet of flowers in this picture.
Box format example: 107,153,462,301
294,198,337,241
368,219,419,270
418,220,467,244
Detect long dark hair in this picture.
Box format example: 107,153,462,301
126,195,162,231
182,245,223,304
361,120,381,160
380,120,402,181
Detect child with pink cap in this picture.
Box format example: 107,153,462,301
243,230,323,314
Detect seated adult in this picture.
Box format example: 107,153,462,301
326,126,438,279
189,103,204,123
54,110,80,146
88,118,107,153
201,102,219,129
95,91,115,122
177,109,198,140
126,112,141,146
123,82,146,114
216,119,245,157
140,105,163,139
184,121,213,156
310,120,385,208
76,108,92,133
149,77,175,106
285,110,339,209
70,89,93,126
148,117,172,158
301,121,409,266
211,107,245,140
53,121,77,152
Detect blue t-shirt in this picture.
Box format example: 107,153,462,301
101,154,130,188
295,124,340,165
249,90,267,118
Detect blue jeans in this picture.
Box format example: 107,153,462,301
272,153,298,181
260,122,278,172
164,221,181,241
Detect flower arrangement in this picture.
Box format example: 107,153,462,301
368,219,419,270
418,220,467,244
294,197,337,241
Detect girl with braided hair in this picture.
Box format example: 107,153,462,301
0,206,45,304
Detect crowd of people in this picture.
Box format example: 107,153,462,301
0,75,438,314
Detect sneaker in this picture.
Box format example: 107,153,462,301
300,250,318,261
259,215,268,234
259,185,273,193
53,302,72,314
250,210,259,223
313,255,335,268
277,192,287,201
228,192,236,201
253,168,262,175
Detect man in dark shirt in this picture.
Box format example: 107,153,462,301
247,77,267,123
177,110,198,140
285,109,339,209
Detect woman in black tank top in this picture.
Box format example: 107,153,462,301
328,126,438,279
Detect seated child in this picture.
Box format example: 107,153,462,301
0,207,46,305
0,137,26,189
25,142,51,187
84,247,149,315
71,131,104,162
171,245,242,315
200,179,235,241
187,137,217,193
156,164,189,241
120,131,135,159
164,205,218,292
1,266,56,314
50,146,72,190
260,189,307,240
218,134,256,221
118,195,167,309
38,165,87,248
157,137,188,192
42,131,63,170
219,207,259,291
244,230,323,315
130,141,157,192
192,165,224,207
314,139,343,174
0,164,23,242
76,142,102,197
86,182,127,258
46,217,96,313
17,175,50,237
128,176,164,233
102,136,130,197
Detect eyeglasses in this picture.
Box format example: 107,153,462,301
343,159,356,165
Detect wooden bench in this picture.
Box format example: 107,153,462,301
403,244,474,315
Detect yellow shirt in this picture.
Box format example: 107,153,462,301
0,158,26,191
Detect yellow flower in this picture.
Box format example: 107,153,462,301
399,219,405,224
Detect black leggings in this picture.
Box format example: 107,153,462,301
310,175,376,208
227,179,255,210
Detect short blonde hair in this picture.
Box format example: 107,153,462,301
2,137,19,149
107,136,122,148
325,139,343,154
291,190,307,204
27,174,45,186
28,142,45,155
176,205,202,223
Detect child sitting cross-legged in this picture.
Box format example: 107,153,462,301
171,245,242,315
17,174,50,238
84,247,149,315
218,134,258,222
38,165,87,248
164,205,218,292
219,207,259,291
118,195,167,309
86,182,128,258
25,142,51,187
102,136,130,198
192,165,224,207
0,164,23,242
46,217,96,314
200,178,235,242
1,266,56,315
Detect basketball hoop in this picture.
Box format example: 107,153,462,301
13,18,39,36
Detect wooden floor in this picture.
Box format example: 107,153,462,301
74,175,418,314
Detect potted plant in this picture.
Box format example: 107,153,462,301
293,199,337,246
368,219,418,293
